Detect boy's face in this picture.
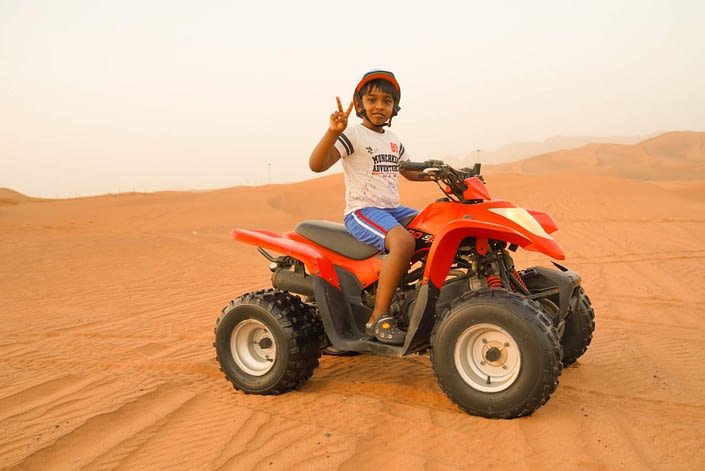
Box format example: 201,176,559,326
360,86,395,128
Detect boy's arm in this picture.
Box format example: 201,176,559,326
309,97,353,173
309,130,342,172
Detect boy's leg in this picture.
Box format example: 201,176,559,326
366,205,417,325
343,206,417,252
368,225,415,326
344,207,417,328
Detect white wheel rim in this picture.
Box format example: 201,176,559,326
231,319,276,376
454,323,521,392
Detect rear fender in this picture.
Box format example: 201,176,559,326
232,229,340,287
283,232,382,289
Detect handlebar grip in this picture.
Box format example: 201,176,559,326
398,161,429,172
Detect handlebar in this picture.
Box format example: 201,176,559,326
399,159,484,202
399,160,482,178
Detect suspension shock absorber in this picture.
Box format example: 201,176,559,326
513,270,528,291
486,275,503,289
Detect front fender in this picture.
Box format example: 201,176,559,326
422,219,564,288
232,229,340,287
527,209,559,234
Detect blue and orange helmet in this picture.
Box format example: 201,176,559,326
353,69,402,121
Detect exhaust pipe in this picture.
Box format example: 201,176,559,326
272,269,314,297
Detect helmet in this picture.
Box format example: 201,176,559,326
353,69,401,121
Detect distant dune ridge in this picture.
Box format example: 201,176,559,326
0,188,43,206
469,132,660,165
485,131,705,180
1,130,705,470
2,132,702,206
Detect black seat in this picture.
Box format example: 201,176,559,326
295,214,416,261
296,220,378,260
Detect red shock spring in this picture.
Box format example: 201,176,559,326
487,275,503,289
513,270,528,290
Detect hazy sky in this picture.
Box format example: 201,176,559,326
2,0,704,197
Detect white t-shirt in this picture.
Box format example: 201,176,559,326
334,123,410,215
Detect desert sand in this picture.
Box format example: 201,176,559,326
1,131,705,470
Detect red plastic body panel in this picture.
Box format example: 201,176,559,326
463,176,491,201
526,209,559,234
283,232,383,288
407,199,564,287
232,229,384,289
231,178,565,292
232,229,340,286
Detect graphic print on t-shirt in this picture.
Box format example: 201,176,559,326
367,142,402,176
371,151,399,175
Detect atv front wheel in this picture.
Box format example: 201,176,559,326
214,289,322,395
431,289,562,419
560,287,595,366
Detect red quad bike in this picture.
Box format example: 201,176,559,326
214,160,595,419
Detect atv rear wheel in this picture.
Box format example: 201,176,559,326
214,289,322,395
430,289,562,419
560,287,595,366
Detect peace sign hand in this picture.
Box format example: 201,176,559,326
329,96,354,135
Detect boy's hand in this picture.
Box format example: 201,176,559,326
424,168,441,180
329,96,353,134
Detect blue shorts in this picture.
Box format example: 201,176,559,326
344,206,418,252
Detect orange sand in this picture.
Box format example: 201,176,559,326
1,132,704,470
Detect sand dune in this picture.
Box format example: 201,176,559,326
1,132,705,470
0,189,44,207
487,131,705,180
465,132,658,165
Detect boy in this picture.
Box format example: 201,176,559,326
309,70,432,345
